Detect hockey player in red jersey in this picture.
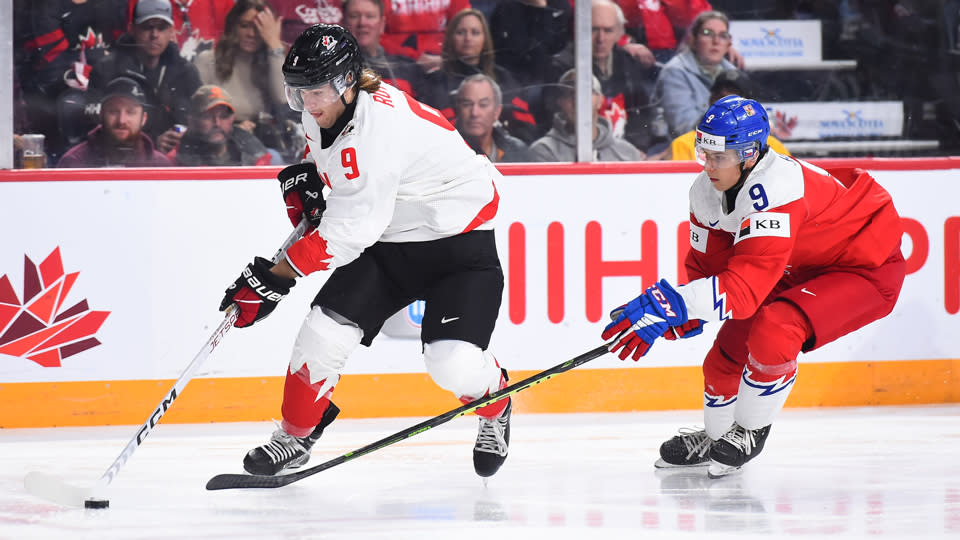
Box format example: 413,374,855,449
601,96,906,478
220,24,511,479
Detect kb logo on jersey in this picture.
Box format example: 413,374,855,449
735,212,791,244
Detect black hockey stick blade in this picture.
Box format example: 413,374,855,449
206,343,609,490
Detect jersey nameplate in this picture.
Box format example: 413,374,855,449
734,212,790,244
690,222,709,253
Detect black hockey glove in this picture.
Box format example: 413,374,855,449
278,162,326,229
220,257,296,328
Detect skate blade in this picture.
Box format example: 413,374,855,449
706,461,742,479
654,458,710,469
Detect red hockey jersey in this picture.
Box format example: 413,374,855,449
678,152,903,322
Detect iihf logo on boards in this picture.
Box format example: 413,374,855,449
0,248,110,367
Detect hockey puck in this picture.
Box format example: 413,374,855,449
84,499,110,509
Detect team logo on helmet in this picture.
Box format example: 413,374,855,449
321,35,337,49
743,104,756,117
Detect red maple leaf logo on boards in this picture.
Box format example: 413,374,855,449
0,248,110,367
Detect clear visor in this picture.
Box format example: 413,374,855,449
284,71,355,112
694,146,743,168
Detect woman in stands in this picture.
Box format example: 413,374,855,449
416,9,536,142
193,0,290,152
654,10,738,138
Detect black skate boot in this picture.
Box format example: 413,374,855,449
473,398,511,478
243,402,340,476
654,428,713,468
707,423,771,479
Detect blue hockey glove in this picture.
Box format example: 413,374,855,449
601,279,689,361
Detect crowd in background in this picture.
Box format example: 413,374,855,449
10,0,960,168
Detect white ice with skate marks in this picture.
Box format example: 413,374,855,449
2,406,959,539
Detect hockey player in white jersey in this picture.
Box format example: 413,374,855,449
219,24,512,478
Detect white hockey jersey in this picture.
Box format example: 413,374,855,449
285,82,502,276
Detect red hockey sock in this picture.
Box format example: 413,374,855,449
460,369,509,420
746,300,811,383
702,345,742,401
280,364,336,437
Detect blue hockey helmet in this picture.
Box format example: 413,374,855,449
695,95,770,164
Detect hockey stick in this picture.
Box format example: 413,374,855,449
24,219,309,508
205,343,610,490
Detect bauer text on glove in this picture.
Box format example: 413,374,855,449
278,162,326,228
220,256,296,328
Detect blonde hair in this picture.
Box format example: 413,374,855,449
358,68,382,94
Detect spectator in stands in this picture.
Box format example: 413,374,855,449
126,0,235,62
616,0,712,65
90,0,203,153
58,76,173,168
380,0,470,72
655,10,738,138
169,85,274,166
342,0,421,96
17,0,128,161
489,0,572,90
668,69,790,161
554,0,663,152
273,0,344,44
418,9,537,141
194,0,290,148
455,74,534,163
530,69,645,162
489,0,572,139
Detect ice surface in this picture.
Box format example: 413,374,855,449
2,405,958,539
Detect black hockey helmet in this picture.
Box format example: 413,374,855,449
282,24,362,110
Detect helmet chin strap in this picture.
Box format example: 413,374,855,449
339,73,360,107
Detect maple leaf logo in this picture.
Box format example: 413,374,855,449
0,248,110,367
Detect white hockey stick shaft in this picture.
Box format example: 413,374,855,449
25,219,307,506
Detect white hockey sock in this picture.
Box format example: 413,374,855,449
734,364,797,431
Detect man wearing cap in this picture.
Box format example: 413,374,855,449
89,0,202,154
668,69,790,161
168,85,274,166
58,76,172,168
530,69,645,162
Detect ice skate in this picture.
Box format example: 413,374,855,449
707,423,770,478
473,398,511,477
654,427,713,468
243,402,340,476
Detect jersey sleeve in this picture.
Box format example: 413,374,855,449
684,213,734,282
285,124,400,276
678,199,807,322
